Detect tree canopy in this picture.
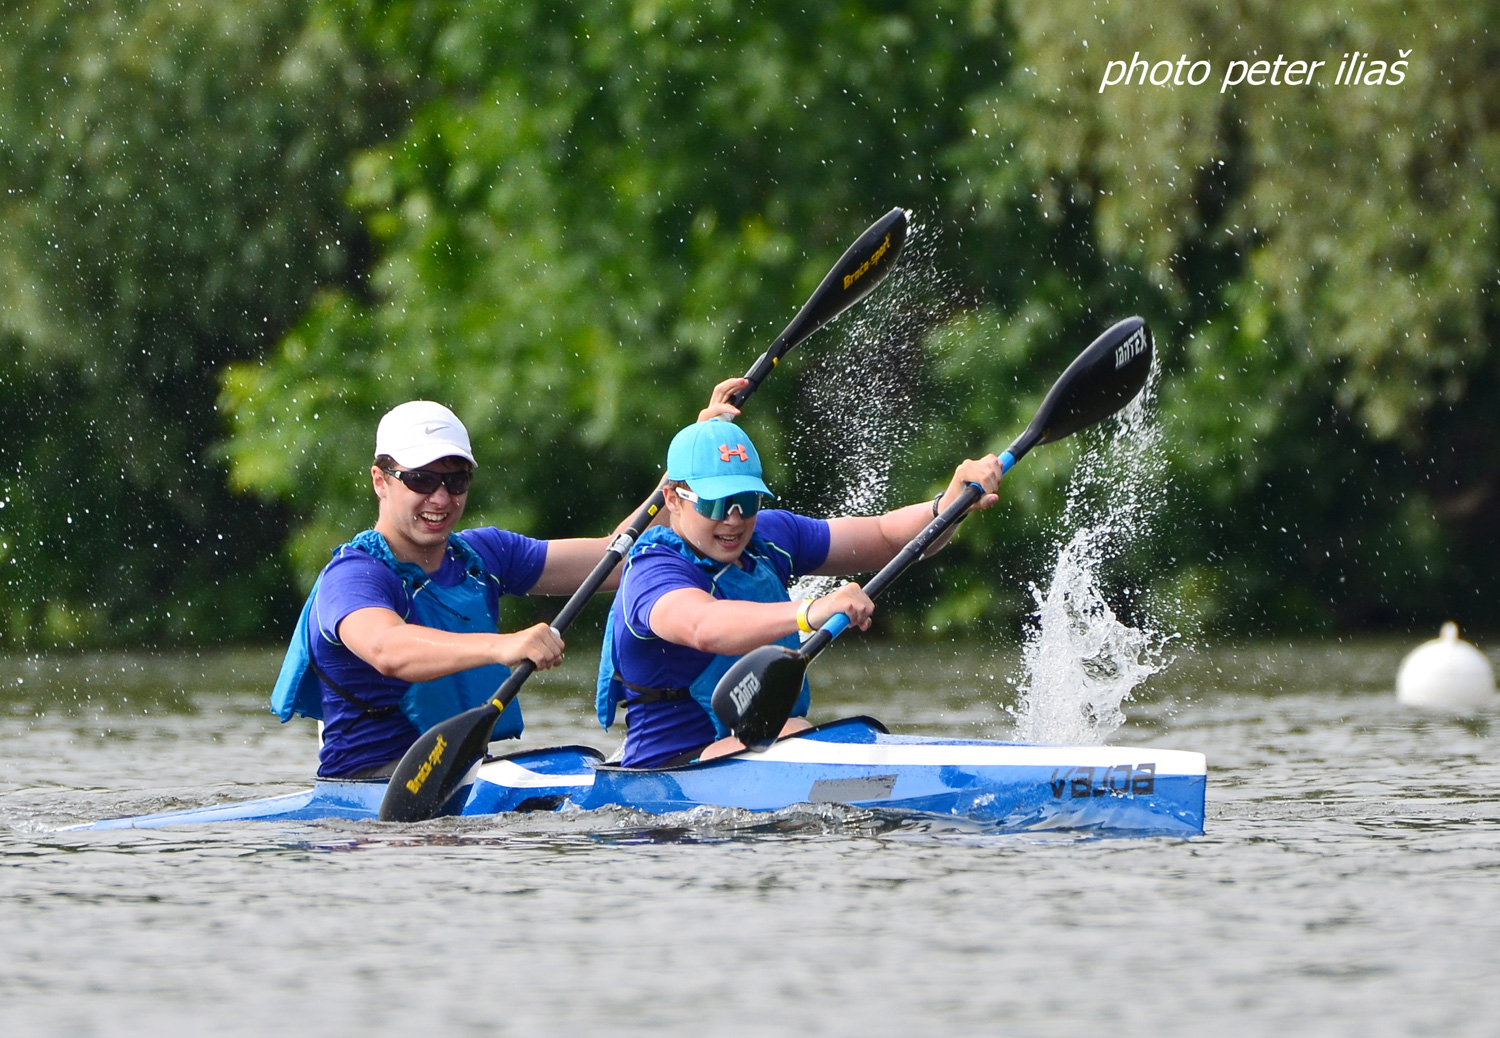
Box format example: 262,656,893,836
1,0,1495,648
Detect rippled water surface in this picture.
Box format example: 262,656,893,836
4,639,1499,1036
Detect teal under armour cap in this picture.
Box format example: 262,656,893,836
666,419,775,500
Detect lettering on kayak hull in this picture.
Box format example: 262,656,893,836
1049,762,1156,799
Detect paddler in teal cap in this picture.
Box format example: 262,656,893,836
597,414,1004,768
273,383,744,780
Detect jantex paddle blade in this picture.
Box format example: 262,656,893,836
712,644,809,750
378,701,498,821
1004,316,1153,468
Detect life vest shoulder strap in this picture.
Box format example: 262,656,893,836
309,658,402,728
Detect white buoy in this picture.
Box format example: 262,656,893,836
1396,622,1497,712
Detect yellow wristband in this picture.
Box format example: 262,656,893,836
796,599,815,635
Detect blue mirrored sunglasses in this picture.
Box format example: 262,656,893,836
674,486,764,520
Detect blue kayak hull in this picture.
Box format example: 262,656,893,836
75,717,1207,835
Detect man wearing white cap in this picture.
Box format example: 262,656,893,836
272,386,741,779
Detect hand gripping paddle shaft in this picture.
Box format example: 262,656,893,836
378,209,912,821
712,316,1156,749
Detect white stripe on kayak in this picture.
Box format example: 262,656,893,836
475,758,594,788
740,739,1207,776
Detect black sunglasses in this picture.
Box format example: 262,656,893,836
381,466,473,496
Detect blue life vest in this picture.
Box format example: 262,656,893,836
269,530,524,739
595,525,810,741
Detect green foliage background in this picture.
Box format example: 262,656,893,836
2,0,1495,648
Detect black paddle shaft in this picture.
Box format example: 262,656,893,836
797,484,984,662
488,492,665,709
495,207,910,698
483,262,932,713
487,208,909,724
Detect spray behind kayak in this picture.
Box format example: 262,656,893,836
1012,351,1175,745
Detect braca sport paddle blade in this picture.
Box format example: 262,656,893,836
731,207,909,406
379,701,498,822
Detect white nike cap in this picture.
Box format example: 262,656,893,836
375,401,477,468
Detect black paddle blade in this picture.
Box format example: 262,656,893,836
1006,316,1154,464
771,208,909,356
377,702,498,822
733,208,909,406
784,206,909,346
712,644,808,751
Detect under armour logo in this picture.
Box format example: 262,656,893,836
719,444,749,462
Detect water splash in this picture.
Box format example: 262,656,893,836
1011,354,1173,745
788,214,958,602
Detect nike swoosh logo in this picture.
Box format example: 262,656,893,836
423,424,445,435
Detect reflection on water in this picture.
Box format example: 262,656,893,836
3,639,1500,1035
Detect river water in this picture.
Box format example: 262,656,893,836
2,638,1498,1036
